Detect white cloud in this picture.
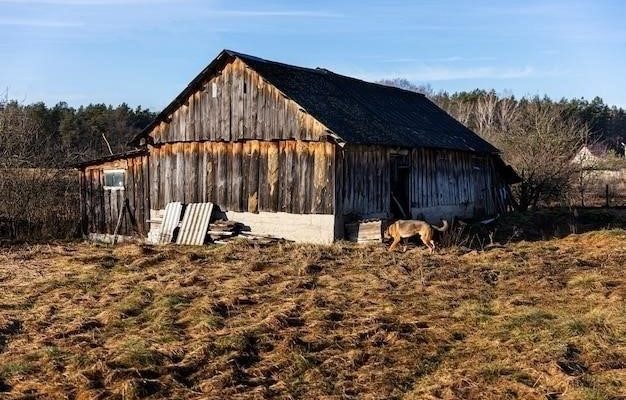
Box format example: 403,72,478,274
0,18,83,27
359,65,535,82
205,10,343,18
0,0,173,4
382,56,497,64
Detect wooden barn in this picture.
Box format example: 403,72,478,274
76,50,518,244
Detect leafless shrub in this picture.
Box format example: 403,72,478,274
445,95,588,210
0,100,80,241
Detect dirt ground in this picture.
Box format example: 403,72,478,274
0,230,625,399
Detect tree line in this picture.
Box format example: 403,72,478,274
380,80,626,209
0,100,156,168
379,79,626,150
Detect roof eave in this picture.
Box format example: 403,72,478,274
72,149,148,169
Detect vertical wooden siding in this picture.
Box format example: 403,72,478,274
149,140,334,214
336,145,390,218
409,148,506,215
80,155,150,236
337,145,508,219
149,59,328,144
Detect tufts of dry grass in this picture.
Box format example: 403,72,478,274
0,230,625,399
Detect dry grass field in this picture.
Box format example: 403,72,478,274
0,230,625,399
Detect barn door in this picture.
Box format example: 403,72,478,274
390,154,410,219
472,156,487,218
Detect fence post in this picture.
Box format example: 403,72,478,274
605,184,610,208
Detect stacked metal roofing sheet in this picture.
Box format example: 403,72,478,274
176,202,214,246
158,202,183,244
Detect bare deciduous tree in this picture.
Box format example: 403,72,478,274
490,102,587,210
435,93,587,210
0,99,80,240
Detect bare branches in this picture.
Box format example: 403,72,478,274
0,101,79,240
436,94,588,210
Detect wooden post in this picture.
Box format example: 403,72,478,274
112,198,126,244
605,184,610,208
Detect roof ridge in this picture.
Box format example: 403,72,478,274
228,49,427,98
226,49,330,76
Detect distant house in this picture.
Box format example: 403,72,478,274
572,144,626,206
572,143,614,168
76,50,519,243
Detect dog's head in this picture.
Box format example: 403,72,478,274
382,221,393,240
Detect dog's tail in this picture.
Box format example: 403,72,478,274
431,220,449,232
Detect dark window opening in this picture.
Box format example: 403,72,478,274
103,170,125,190
390,155,410,219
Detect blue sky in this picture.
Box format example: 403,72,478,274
1,0,625,110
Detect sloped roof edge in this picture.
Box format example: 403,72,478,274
73,148,148,169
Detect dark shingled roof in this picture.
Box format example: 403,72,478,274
229,51,498,153
132,50,499,154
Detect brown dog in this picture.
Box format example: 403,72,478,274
385,219,449,253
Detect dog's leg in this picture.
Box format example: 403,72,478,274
402,237,407,253
420,235,431,253
388,237,400,252
430,240,436,253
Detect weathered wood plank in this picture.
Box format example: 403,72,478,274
205,142,215,203
220,67,231,141
295,141,308,213
312,142,325,213
97,170,105,232
216,141,228,207
258,141,269,211
175,143,184,202
233,62,244,140
256,77,266,141
241,141,250,212
84,171,92,233
280,141,294,212
247,69,258,140
230,142,243,211
267,141,279,210
191,142,200,203
188,94,196,141
247,140,260,213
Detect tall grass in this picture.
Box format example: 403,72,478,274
0,168,80,242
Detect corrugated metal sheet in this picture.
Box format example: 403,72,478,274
176,202,214,246
158,202,182,244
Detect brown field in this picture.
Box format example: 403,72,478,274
0,230,625,399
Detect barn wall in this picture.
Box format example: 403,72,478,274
336,145,509,222
148,58,329,144
80,155,150,236
335,145,390,219
149,140,335,214
409,148,508,220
